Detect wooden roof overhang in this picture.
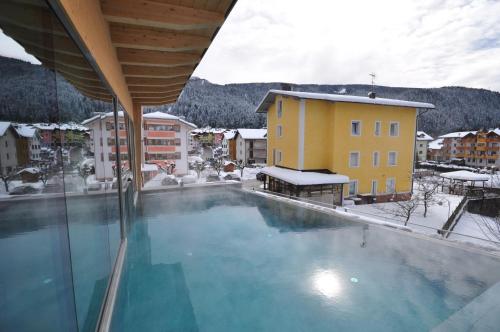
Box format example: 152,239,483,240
100,0,237,106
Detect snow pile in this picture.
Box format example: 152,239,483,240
440,171,490,182
260,166,349,185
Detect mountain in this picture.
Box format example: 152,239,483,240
150,78,500,136
0,56,111,123
1,56,499,136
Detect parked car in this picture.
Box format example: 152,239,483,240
206,174,221,182
223,174,241,181
161,176,178,186
9,185,39,195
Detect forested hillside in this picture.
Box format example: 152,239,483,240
1,56,499,135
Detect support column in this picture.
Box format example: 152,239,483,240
133,104,143,190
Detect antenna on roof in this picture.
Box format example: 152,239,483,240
368,73,376,99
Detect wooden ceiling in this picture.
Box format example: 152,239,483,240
0,0,236,106
100,0,236,106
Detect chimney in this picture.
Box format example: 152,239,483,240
281,83,292,91
368,91,376,99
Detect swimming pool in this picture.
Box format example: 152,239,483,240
111,188,500,331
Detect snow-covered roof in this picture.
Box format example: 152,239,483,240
32,122,88,131
260,166,349,185
32,123,57,130
13,124,38,138
223,130,237,140
143,111,197,128
192,127,225,134
0,122,11,136
17,167,40,175
255,90,435,113
488,128,500,136
237,128,267,140
428,138,444,150
439,131,476,139
440,171,489,182
416,131,433,141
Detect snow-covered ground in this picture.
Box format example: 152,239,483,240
347,189,463,235
449,212,500,249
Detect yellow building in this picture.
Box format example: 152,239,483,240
256,90,435,202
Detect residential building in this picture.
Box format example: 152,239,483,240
257,90,434,201
235,129,267,164
460,129,500,167
13,124,42,162
428,138,445,162
415,131,433,161
0,122,19,174
143,111,196,175
222,129,237,159
439,131,475,161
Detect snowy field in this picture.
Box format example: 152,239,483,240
449,212,500,249
347,189,463,235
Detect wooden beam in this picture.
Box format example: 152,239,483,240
125,76,188,86
133,98,177,105
122,64,193,78
0,2,66,36
131,91,182,98
116,48,200,67
109,24,210,52
127,83,185,93
101,0,224,30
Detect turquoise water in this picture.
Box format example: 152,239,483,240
111,189,500,331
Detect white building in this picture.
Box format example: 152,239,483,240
221,129,236,157
142,111,196,176
235,129,267,164
0,122,19,174
14,124,42,162
415,131,433,161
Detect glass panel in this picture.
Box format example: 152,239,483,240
0,1,123,331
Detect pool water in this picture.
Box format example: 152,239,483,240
111,188,500,331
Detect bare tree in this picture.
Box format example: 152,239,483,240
415,176,441,217
0,170,15,192
235,159,246,177
212,157,224,176
471,212,500,245
78,163,92,191
390,194,420,226
194,161,206,179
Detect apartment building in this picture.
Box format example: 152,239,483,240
415,131,433,161
13,124,42,162
458,129,500,167
235,129,267,164
221,129,237,159
0,122,19,174
257,90,434,201
439,131,475,161
143,111,196,175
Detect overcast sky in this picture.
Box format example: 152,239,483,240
1,0,499,90
194,0,500,91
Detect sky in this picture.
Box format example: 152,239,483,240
1,0,499,90
193,0,500,90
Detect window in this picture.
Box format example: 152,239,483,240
386,178,396,193
277,150,282,163
389,122,399,136
351,121,361,136
374,121,381,136
277,100,283,118
277,125,283,137
6,153,9,160
371,180,378,195
349,152,360,167
348,180,358,196
373,151,380,167
388,151,397,166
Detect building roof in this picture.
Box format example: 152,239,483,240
237,128,267,140
416,131,433,141
13,124,38,138
223,130,237,140
143,111,197,128
255,90,435,113
0,121,11,136
260,166,349,185
428,138,444,150
440,171,489,182
439,131,476,139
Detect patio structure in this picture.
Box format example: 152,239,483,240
440,170,489,196
259,166,349,206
